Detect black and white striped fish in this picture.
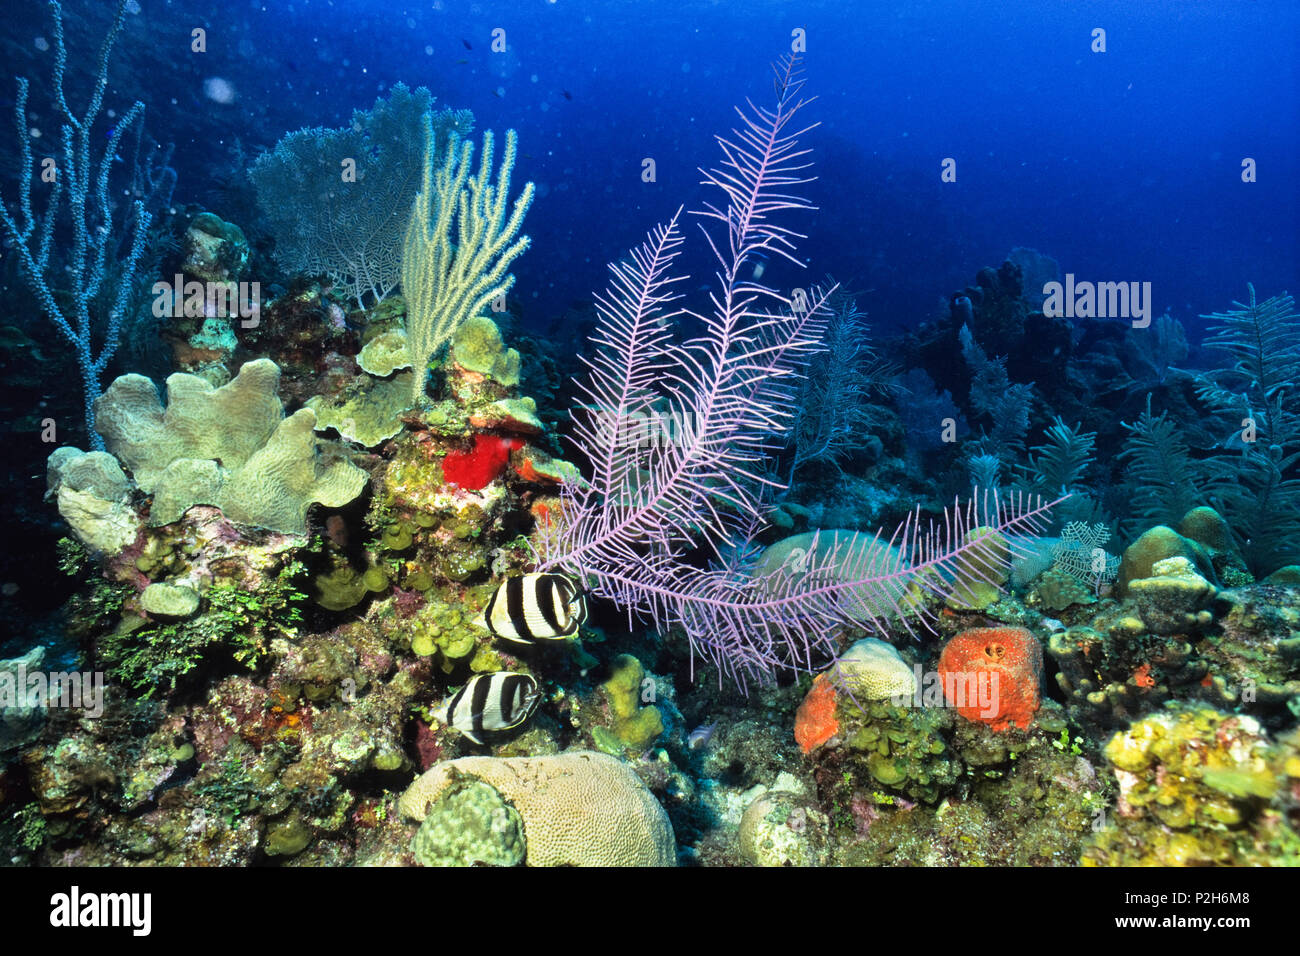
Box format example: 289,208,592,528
433,672,541,745
480,573,587,643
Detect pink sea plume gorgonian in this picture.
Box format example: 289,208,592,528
536,55,1059,686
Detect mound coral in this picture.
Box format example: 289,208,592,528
938,626,1043,731
399,751,676,866
85,358,367,535
829,638,917,701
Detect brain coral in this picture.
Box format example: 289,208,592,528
92,359,367,534
399,751,676,867
831,637,917,701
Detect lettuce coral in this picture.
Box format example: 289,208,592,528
89,359,367,534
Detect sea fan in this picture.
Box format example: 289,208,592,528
1195,285,1300,449
538,56,1059,685
1020,417,1096,496
1118,394,1204,530
1051,521,1119,594
787,289,899,480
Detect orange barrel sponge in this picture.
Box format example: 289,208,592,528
937,626,1043,731
794,674,839,754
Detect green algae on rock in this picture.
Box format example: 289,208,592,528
411,778,526,867
400,751,676,866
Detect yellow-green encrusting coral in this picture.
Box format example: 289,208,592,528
1125,555,1218,635
1084,706,1300,865
451,315,522,387
307,371,415,447
1030,567,1096,611
1202,584,1300,714
594,654,664,753
356,329,414,376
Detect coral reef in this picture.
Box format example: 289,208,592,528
1084,707,1300,865
399,751,677,866
10,37,1300,877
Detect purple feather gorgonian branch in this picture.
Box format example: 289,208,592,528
537,55,1060,685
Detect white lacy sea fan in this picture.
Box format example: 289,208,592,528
1051,521,1119,589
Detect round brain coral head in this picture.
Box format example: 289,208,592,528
937,626,1043,732
794,674,839,754
441,434,523,490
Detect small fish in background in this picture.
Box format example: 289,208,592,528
461,38,473,50
434,672,541,744
324,515,348,549
480,572,587,643
749,249,768,281
561,89,572,100
950,292,976,325
687,721,719,750
455,58,469,65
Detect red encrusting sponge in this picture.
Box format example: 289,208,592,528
441,434,523,490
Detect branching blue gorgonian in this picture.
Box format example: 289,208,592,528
537,56,1058,686
0,0,151,450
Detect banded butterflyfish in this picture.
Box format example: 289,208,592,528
433,672,541,745
480,572,587,643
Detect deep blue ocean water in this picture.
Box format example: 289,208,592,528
4,0,1293,338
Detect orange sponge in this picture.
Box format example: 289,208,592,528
794,674,840,754
938,626,1043,731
